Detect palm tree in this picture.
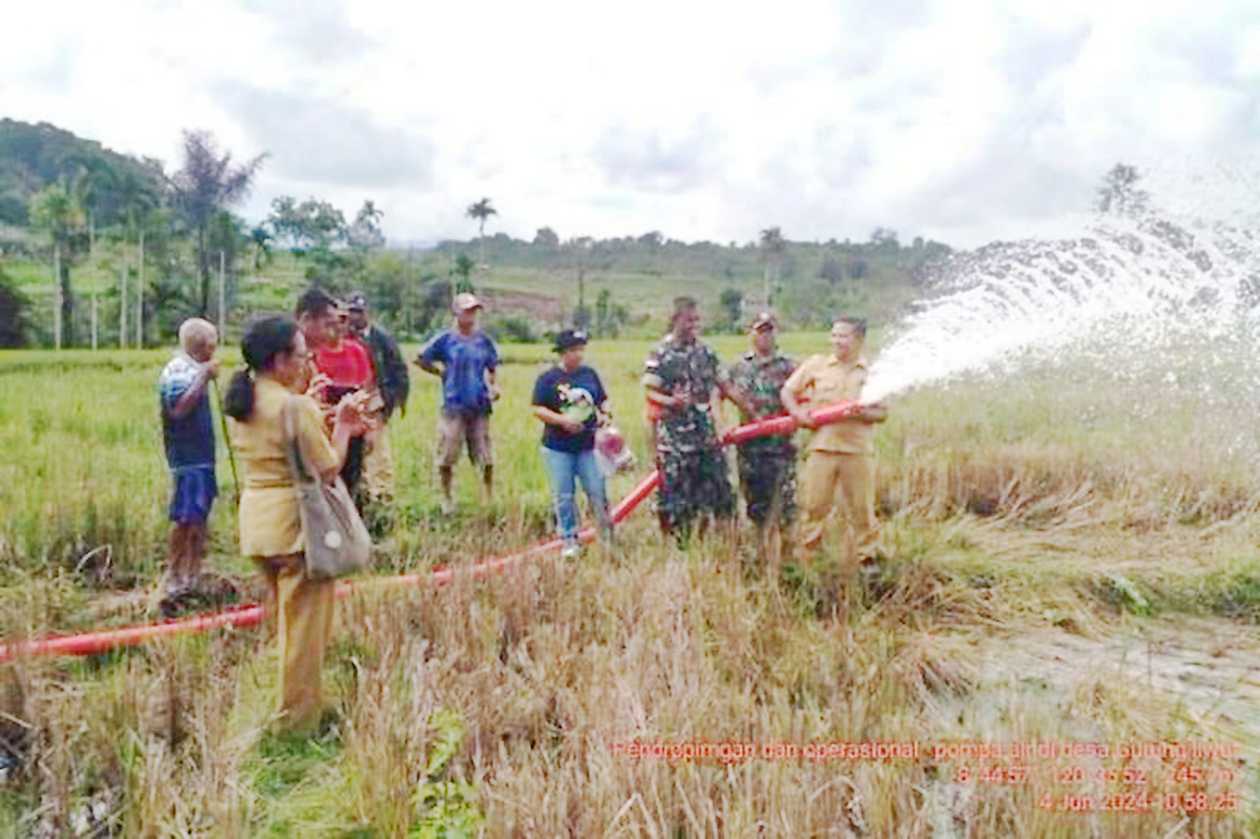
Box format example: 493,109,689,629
250,225,273,270
452,253,476,294
115,167,160,348
1096,163,1149,216
348,200,385,251
359,199,384,228
71,160,119,348
133,206,169,347
465,197,497,271
29,183,85,349
69,157,116,256
568,236,594,328
208,211,248,336
169,130,267,316
759,226,786,307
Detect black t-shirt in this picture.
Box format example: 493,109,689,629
531,364,607,453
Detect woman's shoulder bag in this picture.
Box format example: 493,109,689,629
282,396,372,580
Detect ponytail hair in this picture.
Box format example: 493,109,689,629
223,315,300,421
223,369,255,421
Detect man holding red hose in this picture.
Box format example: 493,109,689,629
781,316,888,579
726,312,798,566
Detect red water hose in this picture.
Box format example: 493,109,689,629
0,400,858,662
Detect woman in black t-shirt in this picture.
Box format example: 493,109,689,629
531,329,614,557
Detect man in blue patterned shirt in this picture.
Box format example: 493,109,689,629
157,318,219,606
417,293,501,513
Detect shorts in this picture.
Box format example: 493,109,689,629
169,465,218,525
436,411,493,467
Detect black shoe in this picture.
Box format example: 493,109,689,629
158,590,190,619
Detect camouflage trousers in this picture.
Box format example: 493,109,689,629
736,444,797,528
656,446,735,537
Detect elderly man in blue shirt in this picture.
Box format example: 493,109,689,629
157,317,220,610
416,293,501,513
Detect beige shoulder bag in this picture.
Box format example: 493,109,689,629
282,396,372,580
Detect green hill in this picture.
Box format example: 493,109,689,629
0,118,161,226
0,118,954,347
429,231,951,331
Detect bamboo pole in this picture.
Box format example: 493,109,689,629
136,230,145,348
89,218,97,350
53,244,61,350
119,261,127,349
88,215,97,350
218,250,226,339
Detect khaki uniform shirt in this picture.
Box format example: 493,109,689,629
229,377,338,558
782,353,872,455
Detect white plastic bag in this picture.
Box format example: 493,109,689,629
594,425,636,477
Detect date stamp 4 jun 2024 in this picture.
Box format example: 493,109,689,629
608,738,1245,815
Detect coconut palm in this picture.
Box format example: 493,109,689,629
453,253,476,294
115,167,161,348
348,200,385,251
250,225,273,270
759,226,786,306
169,130,266,316
29,183,85,348
465,197,497,270
71,160,120,347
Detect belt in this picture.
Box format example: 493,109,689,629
244,478,295,490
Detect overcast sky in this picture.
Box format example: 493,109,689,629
4,0,1257,248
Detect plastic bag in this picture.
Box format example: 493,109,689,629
594,425,636,477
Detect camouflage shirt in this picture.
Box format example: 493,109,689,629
643,335,728,454
727,351,797,455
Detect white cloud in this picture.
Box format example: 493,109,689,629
1,0,1257,248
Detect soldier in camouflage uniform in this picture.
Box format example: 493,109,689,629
643,297,753,541
726,312,798,561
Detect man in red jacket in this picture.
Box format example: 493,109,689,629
311,300,375,498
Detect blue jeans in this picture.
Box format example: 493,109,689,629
541,446,612,544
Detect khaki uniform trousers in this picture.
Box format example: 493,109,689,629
254,553,335,733
362,425,395,500
797,451,881,566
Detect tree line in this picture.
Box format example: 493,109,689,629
0,114,1155,349
4,128,266,348
0,124,444,348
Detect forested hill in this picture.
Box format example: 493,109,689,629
0,119,162,226
0,118,956,348
429,229,953,330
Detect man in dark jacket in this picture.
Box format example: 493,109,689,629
348,292,410,503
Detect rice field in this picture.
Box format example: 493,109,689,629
0,333,1257,836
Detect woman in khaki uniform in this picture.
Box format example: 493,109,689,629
223,315,365,732
781,317,888,573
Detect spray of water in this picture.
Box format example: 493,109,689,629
863,170,1260,407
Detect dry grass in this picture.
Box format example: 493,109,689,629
1,521,1255,835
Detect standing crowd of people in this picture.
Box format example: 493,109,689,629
642,296,888,575
156,289,887,732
